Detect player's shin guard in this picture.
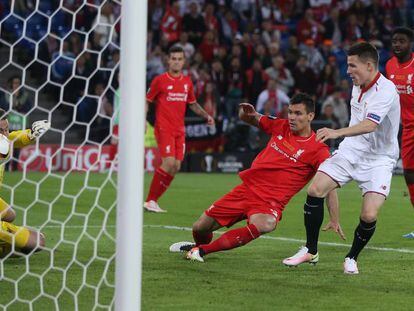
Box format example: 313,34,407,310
199,224,260,256
0,222,30,250
346,218,376,260
304,195,324,255
192,230,213,246
145,168,174,202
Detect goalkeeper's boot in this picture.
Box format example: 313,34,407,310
402,231,414,239
282,246,319,267
143,200,166,213
186,247,204,263
169,241,195,253
343,257,359,275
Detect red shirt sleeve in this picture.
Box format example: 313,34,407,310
187,80,196,104
258,115,281,135
146,76,160,103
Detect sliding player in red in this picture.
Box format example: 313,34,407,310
144,46,214,213
170,93,341,262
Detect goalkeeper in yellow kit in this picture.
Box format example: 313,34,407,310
0,108,50,257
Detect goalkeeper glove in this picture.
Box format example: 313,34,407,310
29,120,51,140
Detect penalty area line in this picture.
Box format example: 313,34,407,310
144,224,414,254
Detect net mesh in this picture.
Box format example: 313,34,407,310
0,0,121,309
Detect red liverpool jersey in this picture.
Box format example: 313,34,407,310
239,117,330,210
386,53,414,128
146,72,196,133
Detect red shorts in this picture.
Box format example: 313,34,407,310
402,129,414,169
154,128,186,161
205,183,283,228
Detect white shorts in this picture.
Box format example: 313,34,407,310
318,152,394,197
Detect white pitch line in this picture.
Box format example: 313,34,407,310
39,224,414,254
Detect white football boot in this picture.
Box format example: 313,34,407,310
282,246,319,267
186,247,204,263
143,200,166,213
169,241,196,253
343,257,359,274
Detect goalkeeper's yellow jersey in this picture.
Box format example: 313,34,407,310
0,129,33,187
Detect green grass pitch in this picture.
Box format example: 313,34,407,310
0,172,413,310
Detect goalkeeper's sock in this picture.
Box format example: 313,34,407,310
304,195,324,255
408,184,414,206
145,168,174,202
192,230,213,246
199,224,260,255
0,221,30,249
346,219,376,260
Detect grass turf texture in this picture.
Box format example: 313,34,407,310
0,172,413,310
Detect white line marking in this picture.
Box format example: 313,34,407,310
39,224,414,254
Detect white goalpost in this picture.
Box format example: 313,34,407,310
0,0,146,309
115,0,146,310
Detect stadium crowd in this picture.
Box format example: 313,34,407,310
0,0,413,150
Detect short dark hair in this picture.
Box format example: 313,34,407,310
392,27,414,41
290,93,315,113
168,45,185,56
347,42,379,67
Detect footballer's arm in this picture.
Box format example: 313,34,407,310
316,119,378,142
189,102,215,125
238,103,262,127
323,189,346,240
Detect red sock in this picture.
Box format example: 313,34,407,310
193,230,213,246
145,168,174,202
408,184,414,206
200,224,261,255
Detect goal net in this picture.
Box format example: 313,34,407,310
0,0,127,309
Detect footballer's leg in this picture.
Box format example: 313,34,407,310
403,169,414,238
0,221,45,258
343,192,384,274
0,197,16,222
169,213,220,253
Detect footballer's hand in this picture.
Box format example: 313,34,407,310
239,103,256,116
322,221,346,240
206,115,215,126
29,120,51,140
316,127,339,143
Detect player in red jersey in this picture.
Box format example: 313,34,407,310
144,46,214,213
386,27,414,238
169,93,340,262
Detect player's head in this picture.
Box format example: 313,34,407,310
167,45,185,74
347,42,379,87
391,27,413,61
0,108,9,137
288,93,315,135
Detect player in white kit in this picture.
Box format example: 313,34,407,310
283,42,400,274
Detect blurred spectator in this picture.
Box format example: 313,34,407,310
323,7,344,47
51,41,75,82
198,82,220,119
301,39,325,75
224,57,244,120
318,63,340,98
93,1,118,48
285,36,301,71
292,54,318,96
220,10,238,45
319,102,341,130
244,59,269,104
149,0,165,43
265,55,294,94
256,79,290,114
261,19,280,48
160,2,181,43
199,31,219,62
175,32,195,59
254,44,271,68
0,76,33,129
204,3,219,32
320,88,349,128
380,13,395,47
182,1,206,46
210,59,226,98
296,8,325,44
343,13,363,42
147,46,166,82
